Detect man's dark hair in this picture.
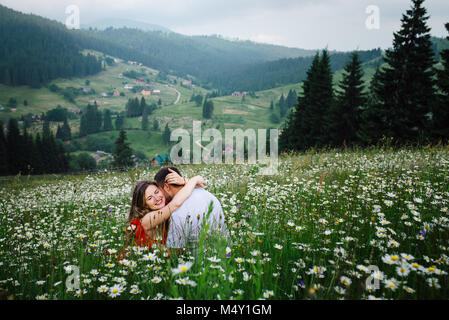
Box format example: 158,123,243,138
154,166,182,187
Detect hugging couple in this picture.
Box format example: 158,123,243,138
125,167,229,254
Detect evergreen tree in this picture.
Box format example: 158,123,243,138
0,122,8,175
356,67,387,145
32,132,44,175
202,98,214,119
61,117,71,141
115,114,124,130
6,118,24,174
153,119,159,131
433,23,449,140
278,94,287,118
103,109,113,131
269,100,274,110
22,126,33,174
327,52,366,147
56,124,63,140
376,0,436,143
163,123,171,146
142,107,149,131
113,130,134,168
286,89,297,109
79,113,88,137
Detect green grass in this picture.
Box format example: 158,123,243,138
0,146,448,300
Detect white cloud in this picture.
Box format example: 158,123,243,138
0,0,447,50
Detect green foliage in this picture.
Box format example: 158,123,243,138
113,130,134,168
0,5,102,87
75,152,97,171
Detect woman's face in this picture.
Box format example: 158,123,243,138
144,184,166,210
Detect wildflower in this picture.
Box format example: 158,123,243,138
426,278,440,289
172,261,193,275
151,277,162,284
384,278,398,291
36,280,46,286
176,277,197,287
97,285,109,293
36,294,49,300
235,257,244,263
242,272,252,282
340,276,352,287
403,286,415,294
109,284,124,298
396,265,410,277
384,200,393,207
207,256,221,263
274,244,283,250
263,290,274,299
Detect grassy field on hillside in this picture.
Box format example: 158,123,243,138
0,146,448,300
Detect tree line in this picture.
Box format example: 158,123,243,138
0,5,102,87
0,120,69,175
280,0,449,151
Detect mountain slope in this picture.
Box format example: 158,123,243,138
0,5,102,87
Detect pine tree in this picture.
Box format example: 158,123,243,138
79,113,88,137
376,0,436,143
280,52,321,151
115,114,124,130
22,126,33,174
103,109,113,131
163,123,171,146
202,98,214,119
6,118,24,174
113,130,134,168
356,67,387,145
56,124,63,140
32,132,44,175
327,52,367,147
269,100,274,110
0,122,8,175
61,117,71,141
142,107,149,131
433,23,449,140
278,94,287,118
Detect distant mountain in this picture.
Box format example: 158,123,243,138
82,18,172,33
0,4,102,87
83,27,318,88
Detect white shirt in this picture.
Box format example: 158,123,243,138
166,188,229,248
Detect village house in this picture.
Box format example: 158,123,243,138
232,91,248,97
70,109,82,115
141,89,151,96
152,89,160,95
135,78,146,85
182,80,192,86
113,91,120,97
82,87,91,94
100,93,108,98
124,84,134,90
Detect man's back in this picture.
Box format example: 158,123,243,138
166,188,228,248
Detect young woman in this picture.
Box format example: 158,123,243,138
125,172,206,249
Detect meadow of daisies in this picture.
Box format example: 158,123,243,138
0,145,448,300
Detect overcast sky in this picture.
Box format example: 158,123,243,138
1,0,448,51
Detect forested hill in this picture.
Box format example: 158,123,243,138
208,49,383,93
81,27,317,83
0,5,102,88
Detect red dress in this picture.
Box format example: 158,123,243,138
117,201,170,261
130,216,170,248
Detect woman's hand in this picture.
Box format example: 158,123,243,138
165,168,186,185
192,175,207,188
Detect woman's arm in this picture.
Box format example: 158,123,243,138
165,169,207,188
140,175,205,232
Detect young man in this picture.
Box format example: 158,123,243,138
154,166,229,251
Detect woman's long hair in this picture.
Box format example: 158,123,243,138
124,180,158,245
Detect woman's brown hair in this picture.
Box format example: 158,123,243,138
124,180,159,246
